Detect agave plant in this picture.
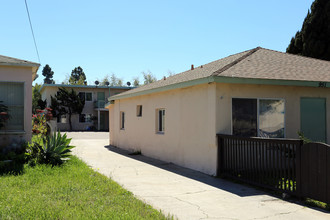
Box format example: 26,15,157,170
41,131,75,166
26,131,75,166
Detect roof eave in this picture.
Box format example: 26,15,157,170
213,76,330,88
109,77,213,101
0,62,40,81
109,76,330,101
39,83,133,93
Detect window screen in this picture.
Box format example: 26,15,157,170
0,82,24,131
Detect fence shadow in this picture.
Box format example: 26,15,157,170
104,145,266,197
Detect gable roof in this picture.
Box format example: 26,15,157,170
110,47,330,101
0,54,40,80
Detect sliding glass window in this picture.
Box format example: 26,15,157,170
232,98,285,138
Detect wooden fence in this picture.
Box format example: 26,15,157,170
217,134,330,204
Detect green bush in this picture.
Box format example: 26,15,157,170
0,142,27,175
26,131,75,166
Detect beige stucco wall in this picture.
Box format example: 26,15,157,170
109,83,218,175
215,83,330,143
0,66,33,145
41,86,126,131
109,81,330,175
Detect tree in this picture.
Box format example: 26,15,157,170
69,66,87,85
42,64,55,84
100,73,124,86
142,70,157,85
132,77,140,87
50,88,85,131
32,83,47,114
287,0,330,61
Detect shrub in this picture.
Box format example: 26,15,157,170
297,131,312,144
0,142,27,175
32,108,53,136
26,131,75,166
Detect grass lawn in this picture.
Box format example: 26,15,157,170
0,156,169,219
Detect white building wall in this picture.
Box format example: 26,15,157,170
109,83,218,175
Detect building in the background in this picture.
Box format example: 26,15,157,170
0,55,39,147
40,84,132,131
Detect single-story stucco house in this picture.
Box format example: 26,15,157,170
0,55,39,147
40,84,132,131
107,47,330,176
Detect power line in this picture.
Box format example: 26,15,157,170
24,0,41,63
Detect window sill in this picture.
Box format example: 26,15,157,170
0,131,25,135
156,131,164,135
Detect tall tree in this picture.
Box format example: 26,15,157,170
32,83,47,114
69,66,87,85
42,64,55,84
142,70,157,85
50,88,85,131
287,0,330,61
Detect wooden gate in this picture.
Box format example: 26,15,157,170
217,134,330,204
300,143,330,204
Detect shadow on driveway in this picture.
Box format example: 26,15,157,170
104,145,265,198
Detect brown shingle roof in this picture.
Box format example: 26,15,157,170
0,54,39,67
111,47,330,99
218,48,330,82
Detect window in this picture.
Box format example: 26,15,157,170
0,82,24,131
78,92,92,101
79,114,92,123
232,98,284,138
136,105,142,117
57,115,67,123
78,92,85,101
120,111,125,130
85,93,92,101
156,109,165,133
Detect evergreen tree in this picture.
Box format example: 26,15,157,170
32,83,47,114
287,0,330,61
51,88,85,131
42,64,55,84
69,66,87,85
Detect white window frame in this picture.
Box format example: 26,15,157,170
231,97,286,138
156,108,165,134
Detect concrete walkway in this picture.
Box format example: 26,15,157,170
68,132,329,220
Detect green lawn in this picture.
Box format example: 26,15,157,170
0,156,169,220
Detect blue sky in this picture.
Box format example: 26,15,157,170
1,0,314,85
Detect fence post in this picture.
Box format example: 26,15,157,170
216,135,224,177
295,140,303,199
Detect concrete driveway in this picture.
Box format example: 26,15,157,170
68,132,329,220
